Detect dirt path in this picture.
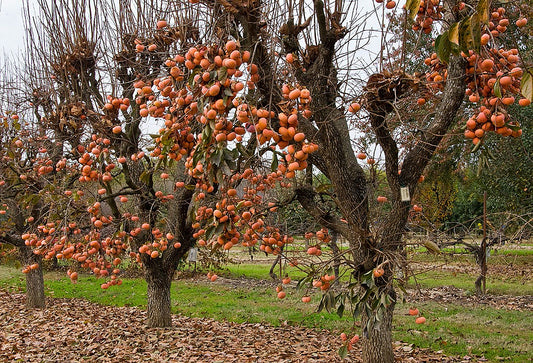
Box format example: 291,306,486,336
0,291,467,362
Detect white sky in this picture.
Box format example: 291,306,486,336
0,0,25,54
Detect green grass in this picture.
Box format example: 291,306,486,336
1,264,532,362
224,263,308,280
394,302,533,362
408,246,533,258
225,258,532,296
408,270,533,296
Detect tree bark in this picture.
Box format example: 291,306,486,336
361,296,396,363
145,266,173,328
269,245,284,280
21,246,45,308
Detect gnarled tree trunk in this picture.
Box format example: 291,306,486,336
145,266,173,328
361,296,396,363
21,245,45,308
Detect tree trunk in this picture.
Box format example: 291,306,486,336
269,245,284,280
21,246,45,308
145,267,173,327
361,291,396,363
50,255,59,270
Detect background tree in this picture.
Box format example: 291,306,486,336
3,0,204,326
0,55,72,308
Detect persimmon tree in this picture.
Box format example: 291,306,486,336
11,0,303,327
3,0,531,362
151,0,529,362
9,0,209,327
0,56,77,308
138,0,529,361
0,103,50,308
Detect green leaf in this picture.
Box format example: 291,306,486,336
472,139,483,153
448,22,459,46
236,142,251,158
375,307,383,323
188,68,199,87
521,69,533,102
507,124,521,131
353,302,361,319
139,170,151,184
202,122,213,141
485,147,495,160
224,88,234,97
380,292,388,306
223,148,237,170
398,284,407,295
317,294,325,313
493,79,502,98
371,295,380,310
315,183,333,193
385,293,393,306
211,148,223,167
217,67,228,83
204,225,216,242
423,240,441,254
296,275,312,291
476,0,490,24
216,168,224,186
405,0,421,20
470,14,481,53
435,31,451,64
324,291,332,312
197,98,205,114
214,222,224,235
192,148,203,167
477,152,487,177
338,345,348,359
458,17,472,53
337,302,345,318
271,152,278,172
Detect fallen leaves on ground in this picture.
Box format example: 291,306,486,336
0,291,464,362
407,286,533,311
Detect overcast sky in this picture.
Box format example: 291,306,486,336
0,0,25,54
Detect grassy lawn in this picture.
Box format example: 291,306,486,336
408,270,533,296
223,262,341,281
223,260,532,296
224,262,307,280
410,247,533,257
394,301,532,361
1,264,531,362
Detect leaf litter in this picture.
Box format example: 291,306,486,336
0,290,469,362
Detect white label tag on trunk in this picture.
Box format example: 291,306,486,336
400,187,410,202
